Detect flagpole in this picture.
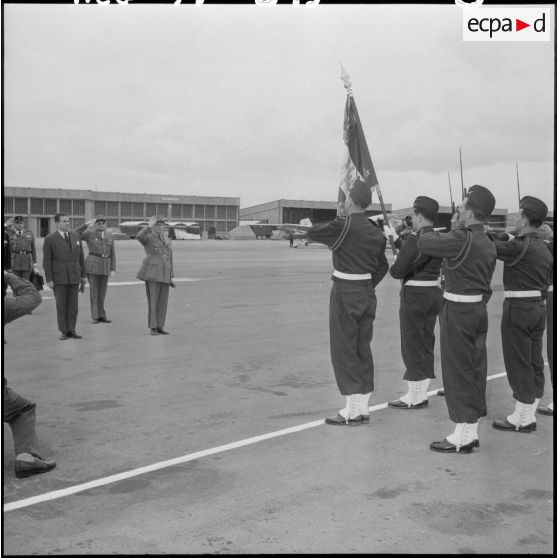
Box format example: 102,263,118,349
459,147,466,200
340,65,396,255
448,172,456,214
515,162,521,205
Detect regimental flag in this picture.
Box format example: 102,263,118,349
338,95,379,207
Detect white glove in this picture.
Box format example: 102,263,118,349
383,225,398,241
109,270,116,278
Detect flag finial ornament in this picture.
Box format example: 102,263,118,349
340,63,353,96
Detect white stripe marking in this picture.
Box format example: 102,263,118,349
2,372,508,512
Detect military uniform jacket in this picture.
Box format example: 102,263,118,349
546,239,554,288
75,224,116,276
136,227,174,284
417,224,497,299
493,232,553,298
389,226,442,283
4,274,43,325
8,229,36,271
43,231,86,285
306,214,388,287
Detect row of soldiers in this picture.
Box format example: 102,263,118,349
307,182,554,453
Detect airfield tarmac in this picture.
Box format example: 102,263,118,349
2,238,555,555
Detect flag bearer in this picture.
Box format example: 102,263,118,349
387,196,443,410
418,185,497,453
490,197,553,432
306,180,388,426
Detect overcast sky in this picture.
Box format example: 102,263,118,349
3,2,555,211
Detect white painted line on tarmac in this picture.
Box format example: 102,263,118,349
1,371,510,513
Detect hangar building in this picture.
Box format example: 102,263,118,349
239,199,392,225
3,187,240,238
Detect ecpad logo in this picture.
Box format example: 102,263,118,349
463,8,550,41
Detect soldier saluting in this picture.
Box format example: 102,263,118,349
6,216,38,281
386,196,443,410
74,216,116,324
418,185,497,453
490,196,553,432
306,180,389,426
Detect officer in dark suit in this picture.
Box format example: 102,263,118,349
418,185,497,453
43,212,86,340
4,272,56,478
306,180,389,426
490,197,553,432
137,215,175,336
6,216,38,280
74,215,116,323
387,197,443,409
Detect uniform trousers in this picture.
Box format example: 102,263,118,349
439,300,488,423
547,291,554,383
52,283,79,333
501,298,546,403
145,281,169,329
329,279,377,395
13,269,32,281
399,286,441,381
3,382,40,456
88,274,109,320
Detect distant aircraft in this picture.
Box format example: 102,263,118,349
277,218,313,247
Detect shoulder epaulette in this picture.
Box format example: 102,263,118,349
505,236,529,267
331,215,352,252
445,229,473,271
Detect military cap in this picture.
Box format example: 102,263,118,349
13,216,24,223
95,215,107,223
349,180,372,209
152,215,167,224
413,196,439,220
466,185,495,216
520,196,548,222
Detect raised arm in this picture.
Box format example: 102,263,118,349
417,228,468,259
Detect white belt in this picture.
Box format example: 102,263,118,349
405,280,439,287
332,270,372,281
443,292,482,303
504,290,542,298
549,285,554,292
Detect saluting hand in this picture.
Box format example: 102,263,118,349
383,224,398,241
450,212,459,231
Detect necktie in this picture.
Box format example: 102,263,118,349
65,233,71,248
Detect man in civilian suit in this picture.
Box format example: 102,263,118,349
43,213,87,340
